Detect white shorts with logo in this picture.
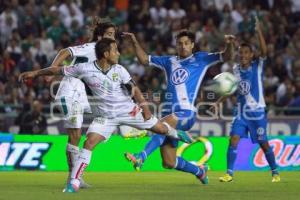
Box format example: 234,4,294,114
87,111,158,140
54,77,91,128
54,97,85,129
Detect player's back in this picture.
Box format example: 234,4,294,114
55,42,96,100
233,57,266,111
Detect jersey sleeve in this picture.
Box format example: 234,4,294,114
119,66,132,84
257,56,266,69
68,43,92,57
149,55,170,70
195,51,223,67
63,63,84,78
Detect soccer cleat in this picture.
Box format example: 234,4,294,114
177,130,194,144
196,164,209,185
124,152,143,171
272,174,281,183
79,178,91,189
63,183,79,193
219,174,233,182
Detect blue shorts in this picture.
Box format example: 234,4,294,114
161,110,196,147
230,109,268,144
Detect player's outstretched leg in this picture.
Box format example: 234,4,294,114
219,136,239,182
161,144,208,185
259,142,280,182
124,134,165,171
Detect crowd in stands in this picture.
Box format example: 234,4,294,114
0,0,300,129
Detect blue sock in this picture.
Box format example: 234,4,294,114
175,157,203,176
264,148,278,175
227,145,237,176
139,134,165,162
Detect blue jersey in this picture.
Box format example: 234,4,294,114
149,52,222,113
233,57,266,111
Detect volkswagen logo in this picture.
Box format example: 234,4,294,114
171,68,189,85
238,80,251,95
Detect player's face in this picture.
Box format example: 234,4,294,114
107,43,120,64
103,27,116,40
238,46,254,67
176,36,194,58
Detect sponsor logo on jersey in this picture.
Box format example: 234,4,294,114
238,80,251,95
171,68,189,85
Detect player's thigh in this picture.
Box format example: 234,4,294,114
87,117,118,141
160,143,177,168
248,116,268,144
119,112,158,130
230,117,248,139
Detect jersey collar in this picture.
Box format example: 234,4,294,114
94,61,112,75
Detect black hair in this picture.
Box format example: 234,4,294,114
239,42,254,52
91,22,116,42
95,38,116,60
176,30,195,43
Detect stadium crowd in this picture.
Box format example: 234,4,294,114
0,0,300,129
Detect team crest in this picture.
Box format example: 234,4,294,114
238,80,251,95
112,73,119,81
171,68,189,85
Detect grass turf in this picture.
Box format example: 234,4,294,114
0,171,298,200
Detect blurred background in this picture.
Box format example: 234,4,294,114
0,0,300,135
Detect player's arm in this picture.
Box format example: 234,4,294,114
124,80,152,120
220,35,236,62
255,16,267,58
19,66,63,82
51,48,72,67
122,32,149,65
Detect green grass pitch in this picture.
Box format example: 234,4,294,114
0,171,298,200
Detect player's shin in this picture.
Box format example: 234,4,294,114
70,148,91,189
227,145,237,176
66,143,79,176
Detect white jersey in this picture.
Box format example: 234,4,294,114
55,42,96,99
63,61,136,118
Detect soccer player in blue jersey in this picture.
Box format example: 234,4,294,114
218,17,280,183
123,30,235,184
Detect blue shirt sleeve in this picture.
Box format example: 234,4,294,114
194,51,223,67
149,55,170,70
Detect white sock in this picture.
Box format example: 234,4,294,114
162,122,178,138
70,148,91,188
66,143,79,174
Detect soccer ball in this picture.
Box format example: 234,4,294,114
211,72,238,96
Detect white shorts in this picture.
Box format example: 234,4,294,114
55,76,91,113
87,111,158,140
54,97,84,129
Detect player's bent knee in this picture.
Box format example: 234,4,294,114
162,160,175,169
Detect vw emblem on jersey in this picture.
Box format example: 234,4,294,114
238,80,251,95
257,127,265,135
171,68,189,85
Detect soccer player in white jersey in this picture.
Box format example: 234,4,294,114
49,20,116,188
218,17,280,183
19,38,193,193
49,20,144,187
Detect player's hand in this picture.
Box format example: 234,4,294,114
18,71,37,83
121,32,137,42
224,35,236,44
255,16,261,32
